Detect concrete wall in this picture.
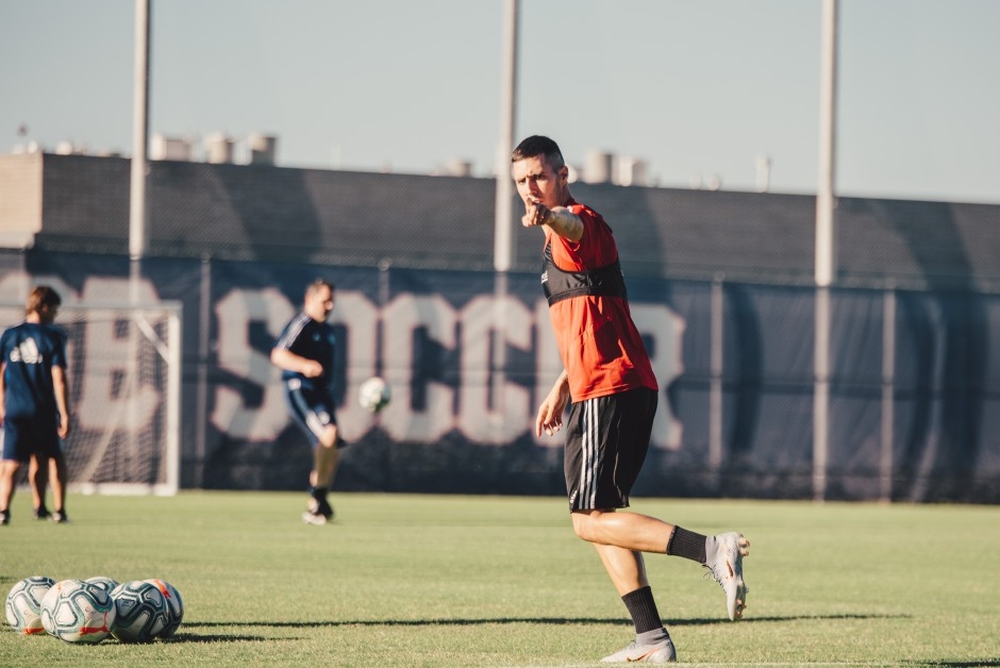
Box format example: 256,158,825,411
2,154,998,291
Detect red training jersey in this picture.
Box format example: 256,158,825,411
543,201,658,401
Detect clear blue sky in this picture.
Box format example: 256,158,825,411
2,0,998,204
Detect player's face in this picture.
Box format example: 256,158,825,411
305,286,335,322
512,155,568,209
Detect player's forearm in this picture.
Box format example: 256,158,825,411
551,369,569,394
545,207,584,242
270,348,314,375
56,397,70,425
270,348,299,371
52,367,70,424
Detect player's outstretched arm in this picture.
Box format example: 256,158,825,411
522,198,583,242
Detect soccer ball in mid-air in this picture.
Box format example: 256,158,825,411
39,579,116,643
110,580,169,643
358,376,391,413
143,578,184,638
5,575,55,634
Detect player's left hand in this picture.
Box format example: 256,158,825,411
58,415,71,439
534,381,569,438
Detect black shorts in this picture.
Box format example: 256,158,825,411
564,387,657,511
283,379,337,447
1,416,62,463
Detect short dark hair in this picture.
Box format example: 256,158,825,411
26,285,61,315
305,278,335,300
511,135,565,171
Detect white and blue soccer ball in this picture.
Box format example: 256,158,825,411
5,575,55,635
85,576,120,594
110,580,169,643
358,376,391,413
143,578,184,638
39,579,116,643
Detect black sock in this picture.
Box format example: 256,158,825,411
621,586,665,635
311,486,328,501
666,526,707,564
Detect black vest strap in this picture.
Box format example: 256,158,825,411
541,241,628,306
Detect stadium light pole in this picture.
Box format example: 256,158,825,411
130,0,150,267
813,0,838,502
493,0,519,272
490,0,519,434
128,0,152,486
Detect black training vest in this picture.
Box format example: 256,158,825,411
541,240,628,306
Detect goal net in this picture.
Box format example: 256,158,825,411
0,301,181,495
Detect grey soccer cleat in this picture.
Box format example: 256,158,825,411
301,509,328,526
601,638,676,663
704,531,750,621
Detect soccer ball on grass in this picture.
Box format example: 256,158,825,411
5,575,55,634
85,576,120,594
39,579,116,643
358,376,391,413
143,578,184,638
110,580,169,643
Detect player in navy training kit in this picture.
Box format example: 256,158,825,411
271,279,342,525
0,286,72,525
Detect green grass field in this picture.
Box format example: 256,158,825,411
2,491,998,667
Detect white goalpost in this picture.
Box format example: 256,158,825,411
0,300,182,496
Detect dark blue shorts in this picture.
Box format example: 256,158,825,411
283,379,337,447
1,416,62,463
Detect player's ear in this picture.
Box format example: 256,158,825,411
558,166,569,183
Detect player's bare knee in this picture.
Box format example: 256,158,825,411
571,509,609,542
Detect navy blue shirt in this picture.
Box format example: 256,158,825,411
0,321,67,419
273,312,336,393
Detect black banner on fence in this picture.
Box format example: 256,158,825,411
2,251,997,502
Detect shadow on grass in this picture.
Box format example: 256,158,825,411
672,612,913,625
902,662,1000,667
186,617,626,629
166,633,278,643
186,612,905,630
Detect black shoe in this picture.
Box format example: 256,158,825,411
51,510,69,524
34,507,51,521
0,510,9,525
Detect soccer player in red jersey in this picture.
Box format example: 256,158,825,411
513,136,751,663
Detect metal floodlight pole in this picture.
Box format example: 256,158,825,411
128,0,151,482
490,0,520,432
493,0,519,272
130,0,151,264
813,0,838,502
